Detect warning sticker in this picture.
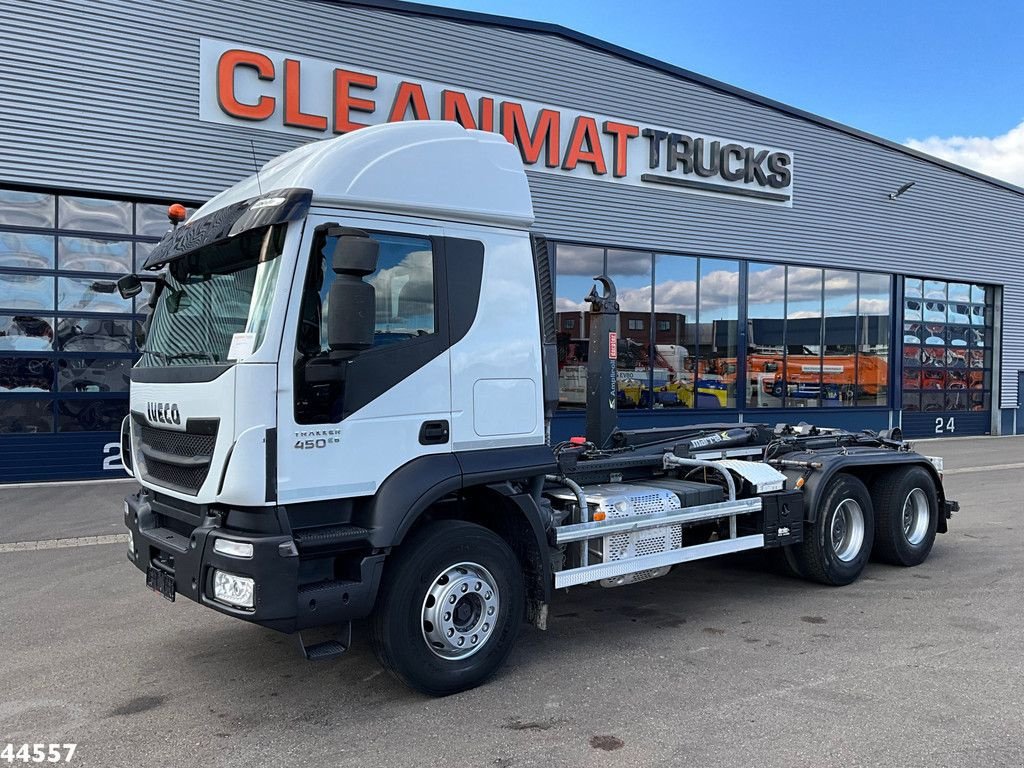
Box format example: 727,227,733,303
608,332,618,359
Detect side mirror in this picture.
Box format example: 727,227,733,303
117,274,143,299
327,232,380,356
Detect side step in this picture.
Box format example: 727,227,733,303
297,622,352,661
554,534,765,589
554,498,761,544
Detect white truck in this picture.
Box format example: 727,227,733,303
117,121,957,695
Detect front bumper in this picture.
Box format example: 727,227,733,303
124,489,384,633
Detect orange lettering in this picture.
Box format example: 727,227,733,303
442,90,476,129
602,121,639,177
500,102,560,167
563,116,607,174
478,97,495,133
283,59,327,131
388,81,431,122
216,49,275,121
333,68,377,133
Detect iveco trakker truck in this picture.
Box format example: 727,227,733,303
118,121,957,695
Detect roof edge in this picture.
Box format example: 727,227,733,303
325,0,1024,198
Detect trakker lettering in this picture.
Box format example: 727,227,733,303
199,38,795,205
146,402,181,426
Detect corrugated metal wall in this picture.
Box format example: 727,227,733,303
1,0,1021,410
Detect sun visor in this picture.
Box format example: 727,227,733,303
142,188,312,269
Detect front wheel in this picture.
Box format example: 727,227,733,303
794,473,875,586
371,520,524,696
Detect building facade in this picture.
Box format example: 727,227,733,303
1,0,1021,482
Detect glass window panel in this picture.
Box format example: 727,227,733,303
948,283,969,302
746,262,786,408
969,391,990,412
698,258,738,409
554,244,603,410
55,316,134,353
921,391,944,412
904,278,922,299
903,342,921,368
923,280,946,300
0,356,53,392
0,398,53,433
0,232,54,269
921,368,945,390
607,249,652,410
903,297,922,322
57,398,128,432
58,276,130,314
0,189,54,228
135,241,157,271
923,299,946,323
653,254,698,409
903,322,922,345
58,196,131,234
58,237,132,274
0,272,54,311
968,350,985,369
822,269,857,407
58,357,131,393
921,346,945,369
923,324,946,346
972,327,988,348
135,203,196,237
902,368,920,390
857,272,890,408
945,390,967,411
948,302,970,325
970,284,987,304
947,326,972,350
970,305,986,326
784,267,823,408
902,391,920,412
0,315,53,351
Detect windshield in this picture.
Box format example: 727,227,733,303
137,223,287,367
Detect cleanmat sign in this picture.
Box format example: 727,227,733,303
199,37,795,205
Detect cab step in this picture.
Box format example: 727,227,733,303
297,622,352,661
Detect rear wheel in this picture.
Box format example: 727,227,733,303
795,473,874,586
371,520,524,696
870,466,938,566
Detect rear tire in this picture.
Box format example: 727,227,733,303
870,466,938,566
371,520,524,696
795,473,874,586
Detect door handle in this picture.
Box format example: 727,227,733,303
419,420,450,445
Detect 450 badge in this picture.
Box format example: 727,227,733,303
293,428,342,450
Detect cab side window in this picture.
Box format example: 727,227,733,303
302,232,436,355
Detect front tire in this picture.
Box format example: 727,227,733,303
870,466,938,566
795,473,874,586
371,520,524,696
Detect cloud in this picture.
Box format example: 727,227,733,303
906,120,1024,185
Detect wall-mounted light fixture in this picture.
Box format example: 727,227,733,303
889,181,916,200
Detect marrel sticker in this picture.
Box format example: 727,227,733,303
608,332,617,360
227,332,257,360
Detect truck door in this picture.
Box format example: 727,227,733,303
275,213,451,504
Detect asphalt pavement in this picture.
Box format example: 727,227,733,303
1,437,1023,767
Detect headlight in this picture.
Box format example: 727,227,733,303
213,570,255,609
213,539,254,559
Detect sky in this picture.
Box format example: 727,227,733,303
427,0,1024,185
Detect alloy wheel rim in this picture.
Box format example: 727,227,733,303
902,487,930,546
421,562,500,660
830,498,865,562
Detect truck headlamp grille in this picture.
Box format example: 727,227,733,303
132,415,219,495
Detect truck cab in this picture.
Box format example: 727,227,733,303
122,121,956,696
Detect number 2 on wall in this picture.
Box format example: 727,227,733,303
103,441,124,471
934,417,956,434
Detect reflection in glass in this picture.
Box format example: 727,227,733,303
947,302,970,324
903,297,921,321
58,237,132,273
822,269,857,407
970,305,986,326
923,280,946,300
921,391,944,412
923,299,946,323
56,316,134,353
0,398,53,433
653,255,698,408
970,284,987,303
0,232,54,269
136,203,195,237
0,357,53,391
746,262,785,408
0,315,53,351
902,391,920,412
698,259,738,408
607,250,651,409
0,272,55,311
57,398,128,431
857,272,890,406
948,283,969,302
783,267,823,407
0,190,54,228
555,244,603,409
135,241,157,271
58,277,129,314
58,196,131,233
58,358,131,392
904,278,922,299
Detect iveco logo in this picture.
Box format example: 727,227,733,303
147,402,182,426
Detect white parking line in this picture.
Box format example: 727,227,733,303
943,462,1024,476
0,534,128,553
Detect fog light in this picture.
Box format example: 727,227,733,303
213,570,255,609
213,539,254,559
126,529,135,558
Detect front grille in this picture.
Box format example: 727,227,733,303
133,415,219,495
